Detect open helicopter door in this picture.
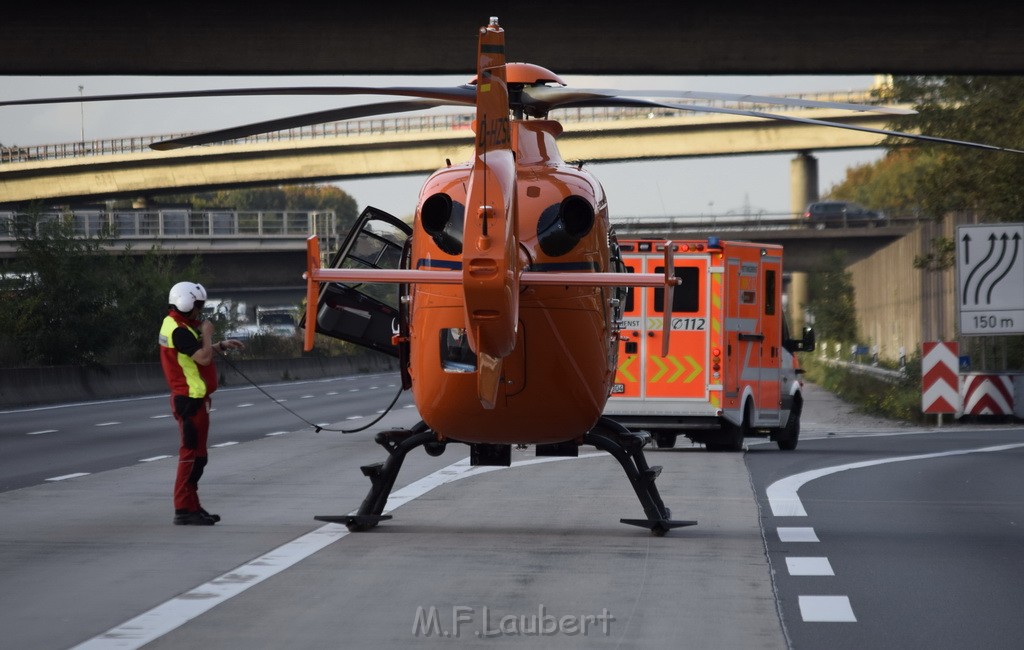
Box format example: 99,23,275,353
302,207,412,363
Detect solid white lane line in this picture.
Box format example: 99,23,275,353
27,429,57,435
139,456,173,463
798,596,856,622
46,473,90,482
778,527,819,542
786,557,834,576
767,442,1024,517
70,453,603,650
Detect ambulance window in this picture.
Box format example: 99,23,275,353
765,270,776,315
624,266,635,312
654,266,699,313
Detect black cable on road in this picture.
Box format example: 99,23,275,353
216,351,404,434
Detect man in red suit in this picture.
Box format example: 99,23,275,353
159,281,244,525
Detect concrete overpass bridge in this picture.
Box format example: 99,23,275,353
0,89,905,208
0,207,912,282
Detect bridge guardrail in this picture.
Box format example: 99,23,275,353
0,209,921,246
0,209,338,244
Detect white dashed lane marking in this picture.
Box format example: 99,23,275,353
95,422,120,427
46,473,90,482
799,596,857,622
27,429,57,435
777,527,819,542
769,442,1024,627
212,442,238,448
786,557,834,576
139,455,172,463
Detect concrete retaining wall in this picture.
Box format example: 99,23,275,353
0,353,398,408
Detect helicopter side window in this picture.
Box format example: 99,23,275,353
440,328,477,373
653,266,700,313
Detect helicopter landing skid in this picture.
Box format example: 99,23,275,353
318,419,694,536
585,417,697,537
315,427,437,532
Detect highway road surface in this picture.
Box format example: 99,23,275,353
1,374,1022,649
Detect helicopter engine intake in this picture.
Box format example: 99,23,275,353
536,195,595,256
421,192,465,255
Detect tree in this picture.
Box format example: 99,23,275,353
110,249,205,363
806,250,858,344
0,212,205,367
884,76,1024,222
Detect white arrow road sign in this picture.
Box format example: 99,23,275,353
956,223,1024,335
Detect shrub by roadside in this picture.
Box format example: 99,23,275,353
799,354,928,424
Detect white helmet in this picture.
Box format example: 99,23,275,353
168,281,208,313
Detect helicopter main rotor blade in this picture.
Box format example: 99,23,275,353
523,86,915,116
149,98,457,150
558,96,1024,155
0,85,477,108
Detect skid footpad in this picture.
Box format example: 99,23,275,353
620,518,698,537
315,514,392,531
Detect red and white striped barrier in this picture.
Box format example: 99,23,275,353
921,341,960,414
961,374,1014,416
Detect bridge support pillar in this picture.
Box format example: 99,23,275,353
789,151,818,335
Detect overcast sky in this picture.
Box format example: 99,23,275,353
0,74,885,218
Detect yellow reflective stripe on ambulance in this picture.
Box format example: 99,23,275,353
648,355,703,383
617,355,638,383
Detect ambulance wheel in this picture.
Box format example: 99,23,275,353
777,411,800,451
654,433,678,449
710,404,748,452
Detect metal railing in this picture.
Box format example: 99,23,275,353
0,209,337,243
0,89,885,164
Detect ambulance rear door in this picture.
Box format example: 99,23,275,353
645,249,710,406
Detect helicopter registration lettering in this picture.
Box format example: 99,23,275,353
477,114,511,148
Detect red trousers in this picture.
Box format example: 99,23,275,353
171,395,210,512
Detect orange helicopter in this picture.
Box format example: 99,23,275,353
6,17,1021,535
299,19,692,535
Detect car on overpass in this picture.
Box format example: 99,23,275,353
803,201,886,228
